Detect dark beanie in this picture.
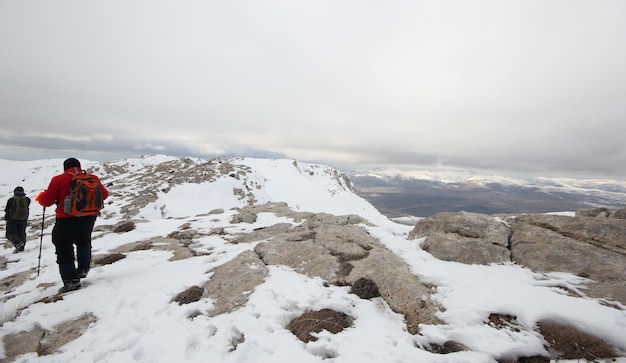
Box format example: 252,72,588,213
14,186,25,196
63,157,81,170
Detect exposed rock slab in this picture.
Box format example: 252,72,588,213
230,223,293,244
255,237,339,282
254,213,439,334
409,211,510,247
2,313,97,359
421,232,511,265
613,207,626,219
408,211,511,265
511,214,626,304
204,250,268,316
344,246,440,333
406,210,626,305
512,214,626,255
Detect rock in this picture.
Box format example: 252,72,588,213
0,269,35,298
172,286,205,305
510,214,626,304
230,223,293,244
253,214,376,282
421,232,511,264
230,210,257,224
575,207,611,218
2,313,97,358
38,313,98,355
512,214,626,255
345,246,440,333
204,250,268,316
302,213,371,227
112,221,136,233
612,207,626,219
406,211,626,305
254,236,339,282
93,253,126,266
1,324,46,358
254,212,440,334
408,211,511,265
408,211,510,247
230,202,314,224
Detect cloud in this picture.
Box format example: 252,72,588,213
1,0,626,179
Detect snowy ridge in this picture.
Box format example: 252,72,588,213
1,156,625,362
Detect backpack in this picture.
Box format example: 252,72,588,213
63,171,104,217
10,196,29,220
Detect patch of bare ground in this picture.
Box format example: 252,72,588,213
287,309,352,343
349,277,380,299
538,321,619,360
489,314,620,362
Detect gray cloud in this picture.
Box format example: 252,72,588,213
1,0,625,179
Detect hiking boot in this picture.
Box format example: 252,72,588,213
58,280,82,294
13,243,24,253
78,269,89,279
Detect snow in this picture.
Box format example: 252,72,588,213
1,156,625,362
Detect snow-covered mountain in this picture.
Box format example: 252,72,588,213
1,156,625,363
348,167,626,217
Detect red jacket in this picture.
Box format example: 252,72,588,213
37,167,109,218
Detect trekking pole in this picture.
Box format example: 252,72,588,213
37,207,46,277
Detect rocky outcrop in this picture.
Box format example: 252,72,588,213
420,232,511,265
204,250,269,316
205,205,439,334
408,211,511,264
613,207,626,219
2,313,97,359
510,213,626,304
408,209,626,305
255,212,440,333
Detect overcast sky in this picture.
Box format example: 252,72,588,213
1,1,625,179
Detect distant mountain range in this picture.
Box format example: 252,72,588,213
347,168,626,218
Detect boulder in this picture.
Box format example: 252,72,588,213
510,214,626,304
409,211,510,244
408,211,511,265
407,210,626,305
512,214,626,255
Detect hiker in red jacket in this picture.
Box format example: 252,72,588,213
36,158,109,293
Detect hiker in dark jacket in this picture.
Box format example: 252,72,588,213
4,186,30,253
36,158,109,293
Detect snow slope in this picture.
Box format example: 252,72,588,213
1,156,625,362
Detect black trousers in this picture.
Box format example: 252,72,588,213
5,219,27,248
51,216,96,282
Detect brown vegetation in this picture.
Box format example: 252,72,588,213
287,309,352,343
538,321,618,360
